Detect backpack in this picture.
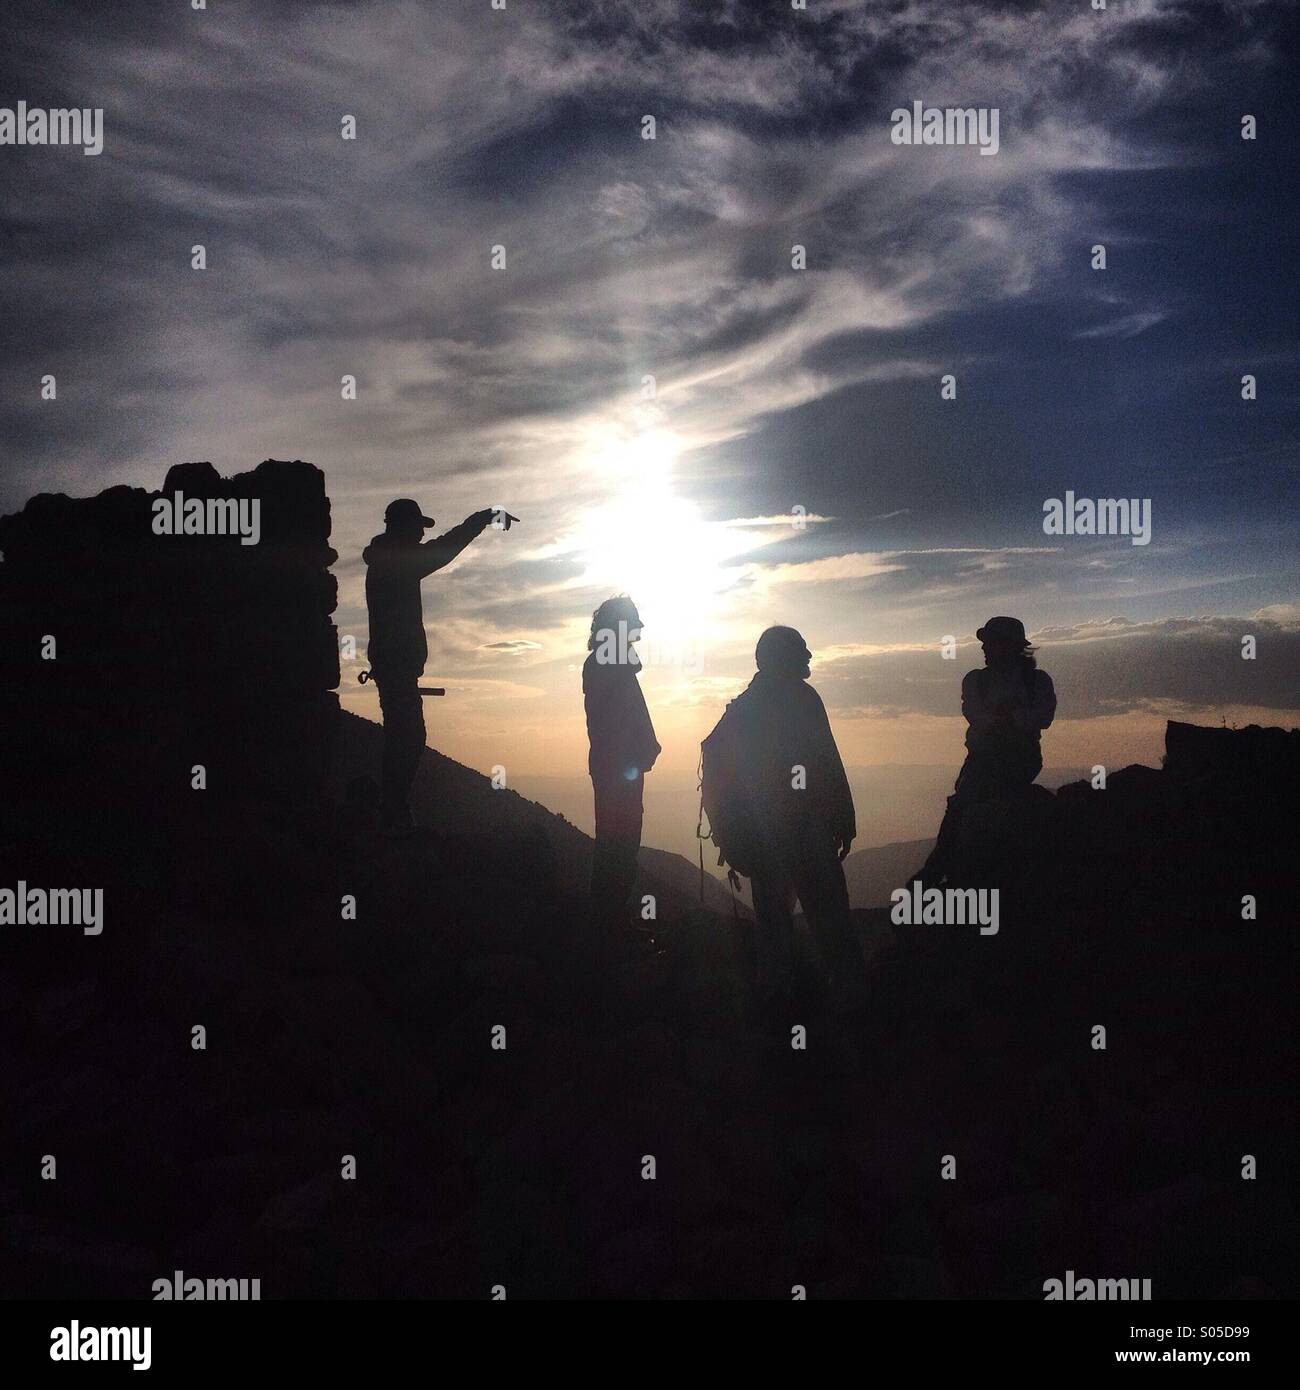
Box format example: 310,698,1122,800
698,702,764,881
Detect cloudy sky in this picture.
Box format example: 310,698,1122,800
3,0,1297,846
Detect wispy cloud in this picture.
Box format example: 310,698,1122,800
2,0,1295,765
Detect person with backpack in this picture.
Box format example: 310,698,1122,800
921,615,1056,882
701,626,861,1010
583,596,661,935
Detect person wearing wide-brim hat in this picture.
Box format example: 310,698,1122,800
921,616,1056,883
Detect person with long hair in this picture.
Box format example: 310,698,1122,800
582,596,660,935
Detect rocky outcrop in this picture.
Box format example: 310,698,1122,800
925,720,1300,931
1164,719,1300,780
0,460,340,829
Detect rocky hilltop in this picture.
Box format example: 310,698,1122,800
1,466,1296,1298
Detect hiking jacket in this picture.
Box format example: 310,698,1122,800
962,664,1056,754
363,515,489,674
583,651,661,781
723,671,856,849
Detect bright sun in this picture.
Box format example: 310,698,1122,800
566,431,748,646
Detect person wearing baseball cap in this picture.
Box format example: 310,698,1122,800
363,498,518,832
921,615,1056,883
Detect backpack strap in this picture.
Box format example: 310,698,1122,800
727,868,743,924
695,751,707,903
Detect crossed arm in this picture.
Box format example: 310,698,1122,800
962,669,1057,732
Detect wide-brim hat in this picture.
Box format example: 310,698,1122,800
976,615,1029,646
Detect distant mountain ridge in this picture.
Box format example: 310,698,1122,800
843,838,936,910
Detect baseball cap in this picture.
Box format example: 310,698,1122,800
384,498,434,528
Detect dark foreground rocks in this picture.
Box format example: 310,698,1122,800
2,710,1295,1299
1,465,1296,1298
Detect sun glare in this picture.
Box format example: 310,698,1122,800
567,431,749,646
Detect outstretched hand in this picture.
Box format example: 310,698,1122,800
473,506,520,532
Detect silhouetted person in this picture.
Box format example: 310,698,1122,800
922,615,1056,882
704,627,860,1008
583,596,660,934
363,498,516,832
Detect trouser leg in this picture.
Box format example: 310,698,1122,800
929,750,1000,875
590,772,644,927
925,754,975,878
749,873,796,998
927,745,1043,877
375,671,425,824
795,843,861,984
